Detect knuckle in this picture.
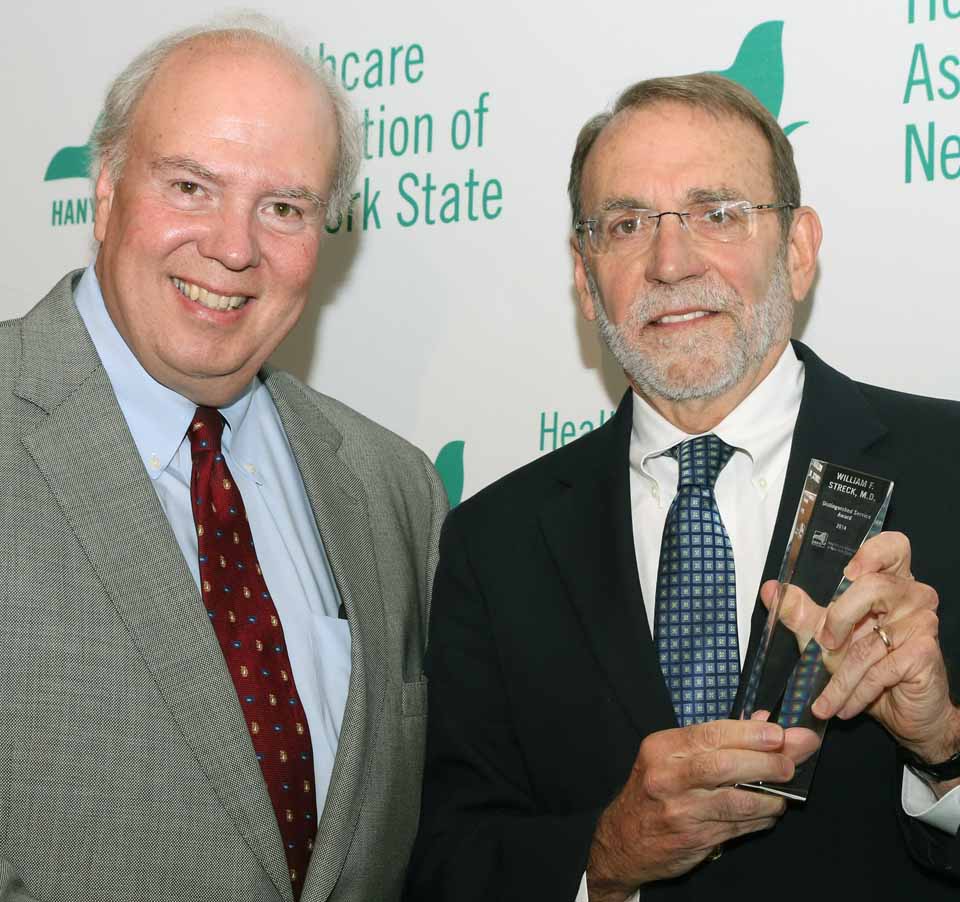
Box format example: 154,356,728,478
855,571,887,596
637,731,670,769
717,790,752,821
660,797,687,829
917,582,939,611
916,609,940,635
728,790,759,819
640,764,668,801
915,634,943,661
870,531,908,563
636,735,658,766
846,635,875,669
696,719,725,750
886,530,909,549
823,606,850,639
690,750,725,785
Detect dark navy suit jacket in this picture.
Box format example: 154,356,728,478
408,342,960,901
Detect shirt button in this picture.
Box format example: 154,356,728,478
757,477,768,490
148,454,161,471
244,463,257,475
651,484,660,498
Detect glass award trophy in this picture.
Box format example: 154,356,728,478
734,460,894,801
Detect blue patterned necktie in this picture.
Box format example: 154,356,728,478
654,434,740,726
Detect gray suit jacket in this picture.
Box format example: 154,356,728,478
0,271,446,901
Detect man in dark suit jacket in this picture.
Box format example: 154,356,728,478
407,74,960,901
0,17,444,902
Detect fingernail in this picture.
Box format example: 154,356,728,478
843,562,859,581
761,724,783,745
812,697,829,720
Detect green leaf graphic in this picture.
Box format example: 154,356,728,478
44,144,92,182
712,21,785,118
434,441,465,508
710,21,809,144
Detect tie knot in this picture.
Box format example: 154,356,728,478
188,406,224,457
671,434,735,490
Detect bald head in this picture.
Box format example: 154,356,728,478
91,18,360,225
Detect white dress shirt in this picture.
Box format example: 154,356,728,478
576,344,959,902
73,264,351,818
628,344,803,659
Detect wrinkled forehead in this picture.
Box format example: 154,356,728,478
581,101,775,210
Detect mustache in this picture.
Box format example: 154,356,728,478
584,268,741,328
625,280,740,326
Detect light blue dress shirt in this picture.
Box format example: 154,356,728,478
74,265,351,818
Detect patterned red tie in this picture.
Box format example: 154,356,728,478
188,406,316,897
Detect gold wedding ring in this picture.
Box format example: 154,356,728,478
874,624,893,652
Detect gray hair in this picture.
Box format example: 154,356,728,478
90,12,360,227
568,73,800,235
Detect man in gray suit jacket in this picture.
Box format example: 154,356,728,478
0,17,444,902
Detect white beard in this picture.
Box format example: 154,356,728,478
589,256,793,403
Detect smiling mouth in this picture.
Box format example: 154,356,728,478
172,277,250,311
652,310,714,325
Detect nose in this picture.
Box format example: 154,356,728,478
643,212,707,285
197,202,261,271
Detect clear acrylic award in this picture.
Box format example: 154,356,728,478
734,460,894,801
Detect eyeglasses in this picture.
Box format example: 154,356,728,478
575,201,795,255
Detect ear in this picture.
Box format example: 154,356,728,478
93,161,116,243
784,206,822,302
571,235,597,321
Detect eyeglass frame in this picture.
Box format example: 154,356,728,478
574,201,796,255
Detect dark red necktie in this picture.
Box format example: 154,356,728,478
188,406,316,897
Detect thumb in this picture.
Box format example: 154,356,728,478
759,579,780,611
761,581,824,650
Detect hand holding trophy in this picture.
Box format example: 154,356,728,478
761,531,960,795
735,460,895,799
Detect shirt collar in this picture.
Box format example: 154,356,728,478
73,264,259,479
629,342,805,483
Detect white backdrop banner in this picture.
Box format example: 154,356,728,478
1,1,956,505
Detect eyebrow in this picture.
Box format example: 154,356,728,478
596,186,747,214
269,186,328,211
152,156,328,211
152,156,222,185
599,196,653,213
685,186,745,205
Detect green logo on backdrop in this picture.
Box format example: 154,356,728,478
44,142,91,182
712,20,808,136
43,132,94,228
43,117,98,227
434,441,465,508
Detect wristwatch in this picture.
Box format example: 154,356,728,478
903,748,960,783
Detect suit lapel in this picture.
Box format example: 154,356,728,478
736,341,897,709
265,373,386,902
16,276,293,900
539,344,899,734
539,392,677,736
